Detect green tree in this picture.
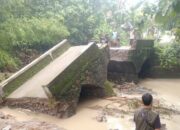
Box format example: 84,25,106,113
155,0,180,40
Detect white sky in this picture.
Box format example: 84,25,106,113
126,0,158,8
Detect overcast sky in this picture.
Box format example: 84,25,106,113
126,0,158,8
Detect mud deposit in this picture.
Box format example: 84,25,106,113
0,78,180,130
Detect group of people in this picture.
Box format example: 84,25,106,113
99,32,120,47
99,29,141,48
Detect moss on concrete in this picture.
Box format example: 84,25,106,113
3,43,109,118
129,49,152,73
104,80,115,97
3,42,71,97
108,40,154,83
128,40,154,73
0,73,13,82
52,42,71,59
3,55,52,97
49,44,101,101
135,40,154,49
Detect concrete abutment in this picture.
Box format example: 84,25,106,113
108,40,154,83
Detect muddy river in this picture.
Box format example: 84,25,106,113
0,78,180,130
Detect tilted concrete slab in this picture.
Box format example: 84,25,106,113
0,40,109,118
0,40,71,97
8,45,92,99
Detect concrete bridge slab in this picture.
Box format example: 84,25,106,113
0,40,109,118
8,45,92,99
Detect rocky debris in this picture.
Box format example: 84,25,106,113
0,112,66,130
5,98,76,118
116,82,137,88
115,82,137,92
115,82,155,95
90,95,180,123
91,97,170,130
96,111,107,122
90,84,180,121
0,112,14,120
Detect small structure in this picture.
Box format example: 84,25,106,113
108,40,154,83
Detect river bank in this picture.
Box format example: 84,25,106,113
0,78,180,130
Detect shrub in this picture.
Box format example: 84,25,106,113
0,49,17,71
155,42,180,69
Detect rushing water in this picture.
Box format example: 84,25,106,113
0,78,180,130
139,78,180,130
140,78,180,108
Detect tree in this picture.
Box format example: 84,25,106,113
0,0,70,71
155,0,180,40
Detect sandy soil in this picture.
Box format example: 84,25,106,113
0,78,180,130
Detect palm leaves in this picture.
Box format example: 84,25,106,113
155,0,180,30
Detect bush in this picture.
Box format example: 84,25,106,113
155,42,180,69
0,49,17,71
104,81,115,97
0,17,69,48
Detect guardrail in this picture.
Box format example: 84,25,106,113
0,39,70,96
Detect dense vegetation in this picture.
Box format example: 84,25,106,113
0,0,119,71
154,0,180,69
0,0,179,72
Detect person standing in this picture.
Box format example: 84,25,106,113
129,29,135,46
111,31,118,47
134,93,161,130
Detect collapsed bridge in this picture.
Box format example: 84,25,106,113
0,39,154,118
0,40,109,118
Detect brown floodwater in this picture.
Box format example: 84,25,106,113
139,78,180,108
0,78,180,130
139,78,180,130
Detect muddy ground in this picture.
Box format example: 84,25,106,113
0,78,180,130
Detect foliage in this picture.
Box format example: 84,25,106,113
63,1,100,44
0,49,17,71
93,21,112,42
0,0,119,71
0,0,179,71
155,42,180,69
62,0,115,44
0,0,71,71
119,29,129,45
104,81,115,97
0,18,69,47
153,0,180,70
155,0,180,40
